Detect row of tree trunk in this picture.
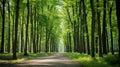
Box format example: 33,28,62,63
0,0,59,59
64,0,120,57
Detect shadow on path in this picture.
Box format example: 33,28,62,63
0,53,82,67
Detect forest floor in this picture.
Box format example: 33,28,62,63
0,53,82,67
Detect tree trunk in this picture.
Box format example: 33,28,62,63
97,0,103,57
66,7,73,51
72,5,77,52
24,0,29,56
39,33,42,52
102,0,107,54
82,0,90,55
90,0,95,57
69,33,72,52
116,0,120,57
12,14,15,53
36,29,39,52
33,6,37,53
0,0,6,53
109,2,114,55
21,16,24,52
13,0,20,59
7,1,11,53
30,5,33,53
45,27,48,52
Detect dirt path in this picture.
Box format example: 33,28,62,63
0,53,82,67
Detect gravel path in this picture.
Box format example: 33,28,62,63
0,53,82,67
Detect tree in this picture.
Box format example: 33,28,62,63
97,0,103,57
33,6,37,53
21,11,25,53
109,1,114,55
90,0,96,57
0,0,6,53
24,0,29,56
102,0,107,54
116,0,120,57
13,0,20,59
7,0,11,53
82,0,90,54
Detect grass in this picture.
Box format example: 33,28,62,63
66,53,120,67
0,52,55,65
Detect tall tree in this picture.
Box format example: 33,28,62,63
72,5,77,52
33,6,37,53
109,2,114,55
24,0,29,56
0,0,6,53
97,0,103,57
7,1,11,53
116,0,120,57
90,0,96,57
30,5,33,53
82,0,90,54
21,11,25,52
13,0,20,59
102,0,107,54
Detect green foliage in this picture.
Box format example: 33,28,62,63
37,14,49,26
0,53,22,60
0,53,12,57
28,52,54,58
63,0,79,7
66,53,120,67
103,54,120,65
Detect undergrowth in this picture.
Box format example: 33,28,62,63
0,52,54,65
66,53,120,67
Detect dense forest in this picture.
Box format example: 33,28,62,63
0,0,120,64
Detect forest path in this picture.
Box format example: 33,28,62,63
1,53,82,67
